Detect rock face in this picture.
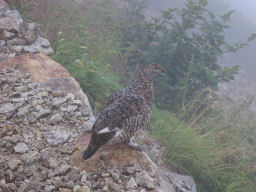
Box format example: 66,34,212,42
0,65,93,191
70,133,157,175
0,53,70,81
0,0,53,62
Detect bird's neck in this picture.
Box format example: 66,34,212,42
133,73,154,91
130,72,155,108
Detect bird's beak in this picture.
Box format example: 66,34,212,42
160,68,166,75
160,68,167,78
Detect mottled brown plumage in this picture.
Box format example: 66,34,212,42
83,63,164,160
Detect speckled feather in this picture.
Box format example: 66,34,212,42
83,63,164,160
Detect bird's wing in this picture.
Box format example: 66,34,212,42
98,89,124,114
93,93,150,134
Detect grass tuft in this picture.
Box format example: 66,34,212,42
150,100,256,192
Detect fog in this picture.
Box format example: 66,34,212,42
146,0,256,81
226,0,256,24
146,0,256,24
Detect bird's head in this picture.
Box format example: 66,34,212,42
143,63,165,78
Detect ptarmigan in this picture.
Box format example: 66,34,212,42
83,63,164,160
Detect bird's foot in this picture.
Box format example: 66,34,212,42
127,139,142,151
99,154,106,168
110,136,122,144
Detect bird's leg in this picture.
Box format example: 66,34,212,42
127,137,142,151
109,128,123,144
99,154,106,169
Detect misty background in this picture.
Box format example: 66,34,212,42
146,0,256,80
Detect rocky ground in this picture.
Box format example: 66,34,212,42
0,0,53,62
0,68,164,192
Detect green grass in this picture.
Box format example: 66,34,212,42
51,30,122,110
150,102,256,192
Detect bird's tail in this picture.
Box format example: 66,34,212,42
83,144,99,160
